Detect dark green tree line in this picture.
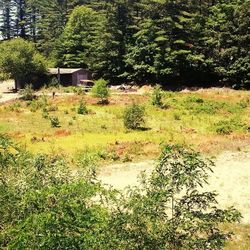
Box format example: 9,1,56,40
0,0,249,88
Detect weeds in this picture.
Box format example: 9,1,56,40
151,84,163,107
50,116,60,128
6,103,21,112
214,119,247,135
19,84,35,101
77,100,88,115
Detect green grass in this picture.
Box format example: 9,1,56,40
0,88,249,248
0,89,249,159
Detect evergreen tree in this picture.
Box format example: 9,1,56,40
0,0,248,88
57,5,105,69
0,0,15,39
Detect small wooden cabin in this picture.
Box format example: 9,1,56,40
48,68,92,86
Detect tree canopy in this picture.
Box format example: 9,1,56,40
0,38,47,87
0,0,249,88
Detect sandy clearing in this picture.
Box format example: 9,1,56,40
0,80,19,104
98,149,250,223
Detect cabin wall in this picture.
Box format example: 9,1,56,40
48,69,92,86
74,70,92,85
60,74,73,86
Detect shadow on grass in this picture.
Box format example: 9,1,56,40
135,127,151,131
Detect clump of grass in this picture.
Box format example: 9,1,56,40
122,153,132,163
180,96,226,114
77,100,88,115
173,112,181,121
75,148,107,168
27,99,43,112
185,96,204,103
214,119,247,135
237,100,248,109
107,150,120,161
47,105,58,112
50,116,60,128
42,109,49,119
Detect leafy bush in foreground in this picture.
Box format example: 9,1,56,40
110,145,241,249
0,135,241,249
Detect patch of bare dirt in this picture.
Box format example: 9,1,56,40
98,148,250,223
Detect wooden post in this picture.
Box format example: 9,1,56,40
57,67,61,84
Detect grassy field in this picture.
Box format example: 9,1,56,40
0,87,250,249
0,87,249,162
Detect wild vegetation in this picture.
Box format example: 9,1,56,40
0,0,249,249
0,0,249,88
0,88,249,162
0,135,243,249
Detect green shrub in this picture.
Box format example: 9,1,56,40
0,136,241,249
49,77,60,88
27,99,44,112
214,119,246,135
111,145,241,249
50,116,60,128
73,86,85,95
91,79,109,104
77,100,88,115
19,84,35,101
151,84,163,107
123,103,145,130
42,110,49,119
7,103,21,112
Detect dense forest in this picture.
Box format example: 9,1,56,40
0,0,249,88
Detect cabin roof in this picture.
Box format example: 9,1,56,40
48,68,85,75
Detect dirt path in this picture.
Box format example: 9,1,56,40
98,149,250,224
0,80,19,104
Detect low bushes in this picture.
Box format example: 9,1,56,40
214,119,248,135
0,136,241,249
91,79,109,104
50,116,60,128
19,84,35,101
123,103,145,130
77,100,88,115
